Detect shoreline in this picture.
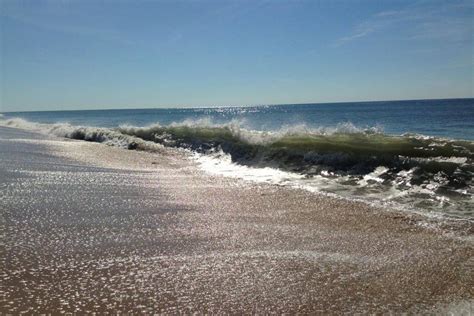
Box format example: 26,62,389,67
1,126,473,313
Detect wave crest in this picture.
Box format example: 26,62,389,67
1,116,472,202
0,117,164,152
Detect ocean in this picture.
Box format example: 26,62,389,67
1,98,473,220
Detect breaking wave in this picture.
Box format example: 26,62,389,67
1,117,473,219
0,117,165,152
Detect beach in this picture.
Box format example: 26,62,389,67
1,125,473,313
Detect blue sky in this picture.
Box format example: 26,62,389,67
1,0,473,111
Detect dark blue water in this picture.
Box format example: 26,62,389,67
3,98,474,140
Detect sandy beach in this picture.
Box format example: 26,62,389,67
1,126,473,314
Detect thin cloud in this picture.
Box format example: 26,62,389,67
335,1,473,47
374,10,400,18
336,28,374,46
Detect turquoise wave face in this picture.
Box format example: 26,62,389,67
118,125,473,158
119,124,471,163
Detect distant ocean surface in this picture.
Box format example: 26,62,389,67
3,99,474,139
1,98,473,220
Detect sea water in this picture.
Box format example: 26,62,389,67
1,98,473,220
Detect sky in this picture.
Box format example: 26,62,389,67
0,0,473,112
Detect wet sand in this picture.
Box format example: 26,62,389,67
1,126,473,314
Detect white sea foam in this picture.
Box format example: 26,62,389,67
0,117,165,152
193,149,305,184
192,150,473,223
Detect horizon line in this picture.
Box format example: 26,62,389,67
2,96,473,114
